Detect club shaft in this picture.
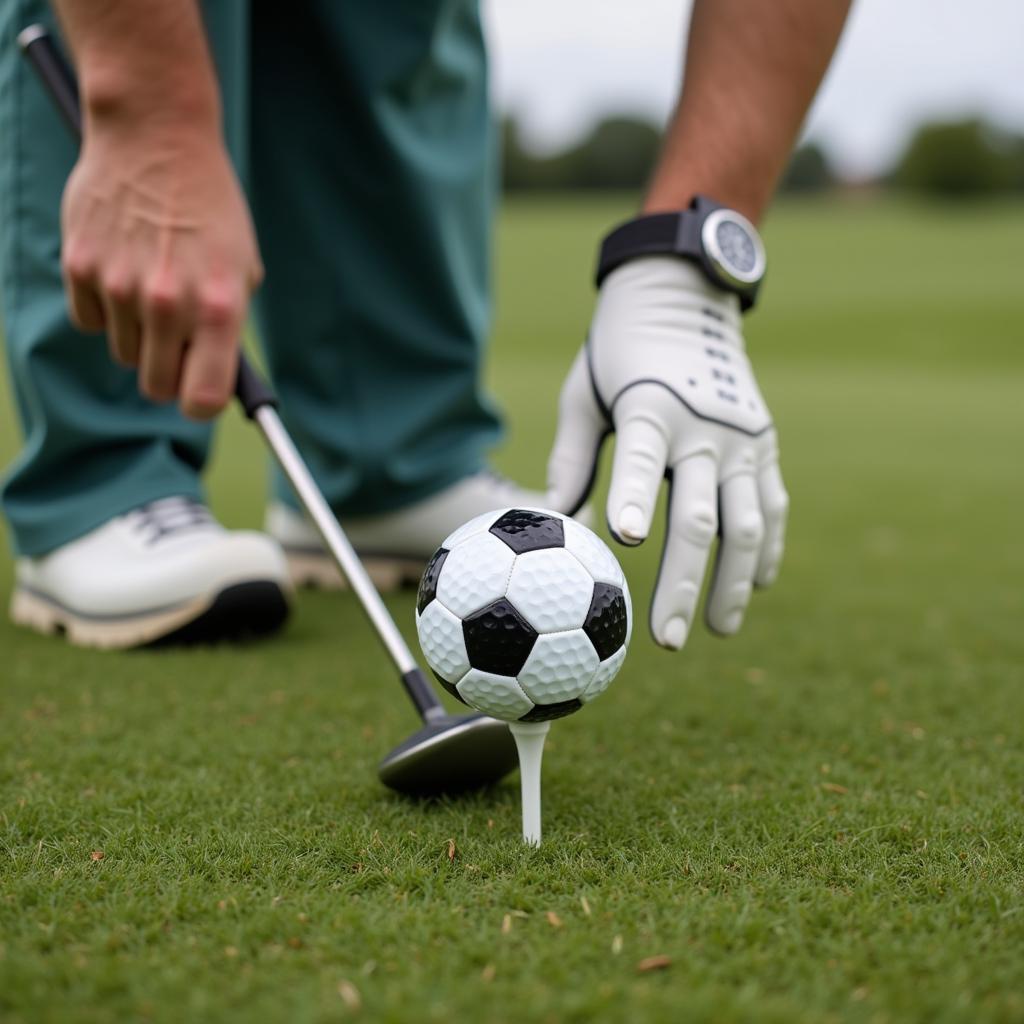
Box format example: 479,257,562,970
254,407,421,678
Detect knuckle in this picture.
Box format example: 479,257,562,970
731,512,765,549
622,444,663,476
764,489,790,521
143,278,182,318
62,248,96,284
197,289,242,331
675,500,718,545
102,272,135,304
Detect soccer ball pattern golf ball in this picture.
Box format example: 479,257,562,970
415,508,631,723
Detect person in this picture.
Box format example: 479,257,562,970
0,0,850,650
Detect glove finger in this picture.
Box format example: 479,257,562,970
755,459,789,586
605,386,669,545
705,472,764,635
650,452,718,650
546,348,608,515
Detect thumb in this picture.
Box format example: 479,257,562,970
546,347,608,515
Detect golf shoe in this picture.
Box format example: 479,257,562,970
10,496,291,649
266,472,565,590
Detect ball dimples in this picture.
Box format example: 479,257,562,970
414,508,630,723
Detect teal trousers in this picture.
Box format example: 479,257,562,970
0,0,502,557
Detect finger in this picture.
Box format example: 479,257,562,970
546,347,609,515
650,452,718,650
179,288,243,420
62,261,106,332
705,473,764,635
605,386,669,545
755,460,789,586
139,279,189,403
100,278,142,367
67,280,106,332
61,234,106,332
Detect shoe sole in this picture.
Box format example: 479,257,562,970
10,581,290,650
284,549,424,592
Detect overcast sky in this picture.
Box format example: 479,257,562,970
483,0,1024,177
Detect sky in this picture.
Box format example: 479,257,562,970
483,0,1024,178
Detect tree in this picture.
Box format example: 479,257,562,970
891,119,1019,199
779,143,834,193
561,117,662,190
501,115,662,192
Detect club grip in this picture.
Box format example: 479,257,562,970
18,26,81,137
235,355,278,419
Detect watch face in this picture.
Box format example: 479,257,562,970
716,219,758,274
700,208,766,289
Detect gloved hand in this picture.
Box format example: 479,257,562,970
547,256,788,650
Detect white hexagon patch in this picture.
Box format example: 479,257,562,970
563,519,624,586
506,547,595,633
457,668,534,722
580,645,626,704
517,629,599,705
436,530,516,618
416,602,470,685
441,509,504,551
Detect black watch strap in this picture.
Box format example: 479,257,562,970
594,211,685,288
594,196,759,311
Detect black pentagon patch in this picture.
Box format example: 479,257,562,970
433,670,468,706
489,509,565,554
519,698,583,723
463,598,538,676
583,582,628,660
416,547,448,614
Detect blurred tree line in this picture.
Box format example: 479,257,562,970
502,115,1024,199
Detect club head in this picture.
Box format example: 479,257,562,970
378,713,519,797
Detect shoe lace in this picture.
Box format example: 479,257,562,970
126,497,217,545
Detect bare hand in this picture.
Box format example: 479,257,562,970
60,120,262,419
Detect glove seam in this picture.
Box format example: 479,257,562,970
607,379,774,440
584,339,613,424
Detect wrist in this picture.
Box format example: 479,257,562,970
80,62,220,137
642,168,768,226
596,198,766,312
642,187,766,226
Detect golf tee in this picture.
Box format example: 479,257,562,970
508,720,551,846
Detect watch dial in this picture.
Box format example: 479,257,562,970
715,219,757,274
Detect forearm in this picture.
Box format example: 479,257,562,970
644,0,852,223
53,0,220,133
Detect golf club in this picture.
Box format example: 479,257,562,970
18,23,519,797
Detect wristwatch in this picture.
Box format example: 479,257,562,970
595,195,766,311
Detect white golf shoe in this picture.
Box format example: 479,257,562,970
10,496,291,649
266,472,571,590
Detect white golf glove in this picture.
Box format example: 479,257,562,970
547,256,788,650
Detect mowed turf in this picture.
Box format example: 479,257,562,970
2,197,1023,1023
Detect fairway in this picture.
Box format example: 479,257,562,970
2,197,1024,1023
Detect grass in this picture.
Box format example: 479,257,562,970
2,195,1024,1023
